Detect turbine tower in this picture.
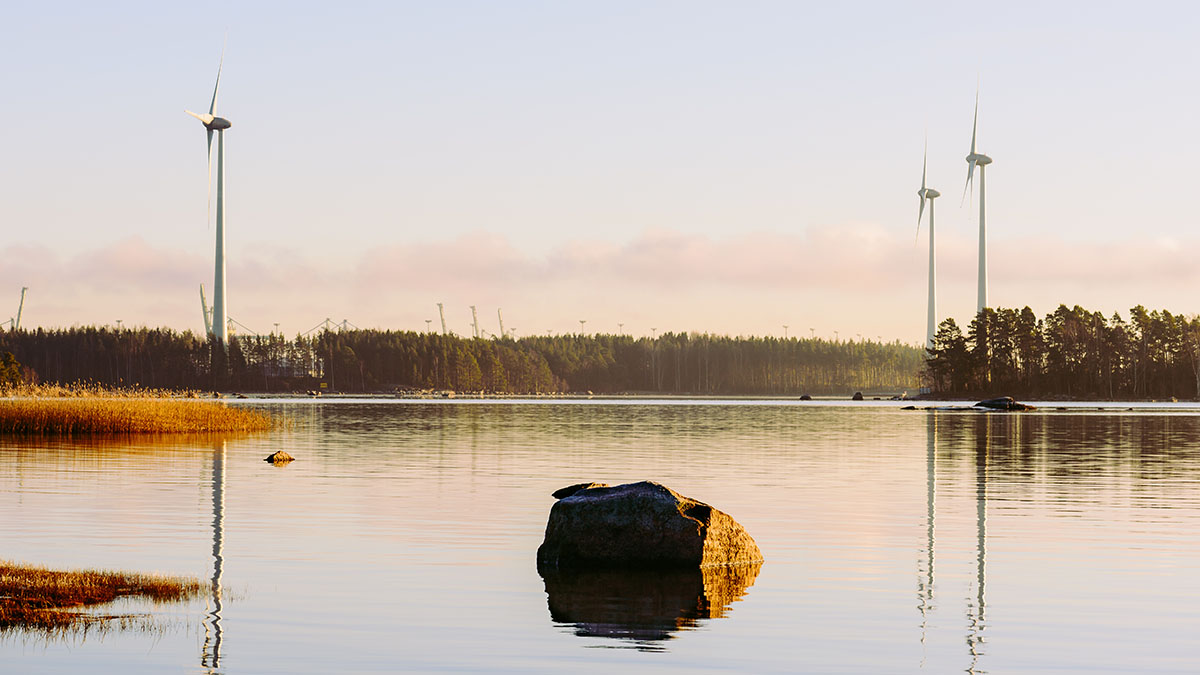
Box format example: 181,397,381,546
437,303,447,335
187,47,232,347
470,306,479,338
917,142,941,349
963,90,993,313
497,308,506,338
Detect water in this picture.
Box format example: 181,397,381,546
2,400,1199,672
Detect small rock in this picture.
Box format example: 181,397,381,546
799,394,812,401
851,392,864,401
264,451,295,464
976,396,1036,411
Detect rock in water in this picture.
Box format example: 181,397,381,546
536,481,763,569
264,451,295,463
851,392,864,401
975,396,1036,411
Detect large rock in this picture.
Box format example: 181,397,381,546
536,481,763,569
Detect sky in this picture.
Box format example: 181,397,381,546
1,1,1198,342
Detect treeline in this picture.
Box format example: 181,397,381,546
0,327,923,395
926,304,1200,399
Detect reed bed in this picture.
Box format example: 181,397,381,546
0,560,207,634
0,383,273,434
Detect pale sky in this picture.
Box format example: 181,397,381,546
1,1,1198,341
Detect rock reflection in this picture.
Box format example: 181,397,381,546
541,563,761,651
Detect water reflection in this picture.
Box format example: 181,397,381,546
541,563,761,651
201,440,225,670
967,415,989,674
917,413,936,647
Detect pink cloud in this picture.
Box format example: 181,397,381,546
4,226,1200,340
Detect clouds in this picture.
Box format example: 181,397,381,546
2,225,1198,339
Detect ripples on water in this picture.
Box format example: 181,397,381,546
1,401,1199,672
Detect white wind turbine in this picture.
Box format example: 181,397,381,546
187,49,233,347
963,90,993,314
916,142,941,350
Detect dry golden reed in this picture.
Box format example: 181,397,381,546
0,383,273,434
0,560,207,633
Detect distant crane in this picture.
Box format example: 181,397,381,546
470,306,479,338
437,303,447,335
200,284,213,336
497,308,506,339
301,318,336,337
227,316,261,338
7,287,29,331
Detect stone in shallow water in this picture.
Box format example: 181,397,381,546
536,481,763,569
975,396,1036,411
264,451,295,463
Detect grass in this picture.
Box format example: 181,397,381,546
0,383,273,434
0,560,208,635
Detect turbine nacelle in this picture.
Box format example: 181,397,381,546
966,152,991,167
186,110,232,130
919,187,941,200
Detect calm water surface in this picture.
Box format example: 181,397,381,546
2,400,1199,672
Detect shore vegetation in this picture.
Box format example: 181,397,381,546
0,383,273,434
0,560,207,635
0,329,923,395
926,304,1200,399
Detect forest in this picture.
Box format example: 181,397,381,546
0,327,923,396
925,304,1200,399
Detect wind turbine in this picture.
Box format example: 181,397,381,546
963,90,993,314
917,142,941,350
187,48,233,347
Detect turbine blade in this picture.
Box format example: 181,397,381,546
969,90,979,155
186,110,215,125
921,143,928,192
209,46,224,116
962,160,975,207
917,196,926,242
